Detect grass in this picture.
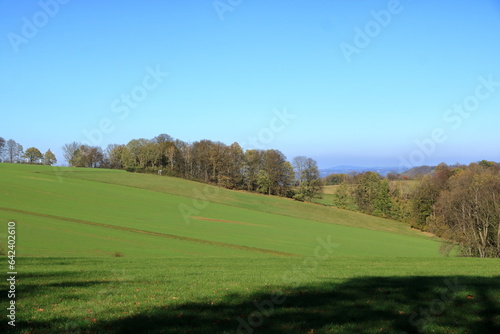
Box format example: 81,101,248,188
2,257,499,333
0,164,441,257
0,164,499,333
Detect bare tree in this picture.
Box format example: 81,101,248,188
5,139,21,163
62,142,81,166
16,143,23,163
292,156,308,185
0,137,5,161
0,139,22,163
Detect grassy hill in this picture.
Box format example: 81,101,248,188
1,164,499,333
0,164,440,258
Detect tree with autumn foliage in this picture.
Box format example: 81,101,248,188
430,163,500,258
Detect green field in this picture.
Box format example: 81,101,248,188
1,164,499,333
312,185,338,206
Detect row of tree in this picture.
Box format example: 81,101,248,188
60,134,323,200
0,137,57,165
330,161,500,258
5,134,497,257
1,134,322,200
411,161,500,258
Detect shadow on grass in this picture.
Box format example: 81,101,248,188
5,276,500,334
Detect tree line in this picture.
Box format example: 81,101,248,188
4,134,498,258
328,161,500,258
59,134,323,201
0,137,57,165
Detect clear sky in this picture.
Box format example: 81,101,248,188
1,0,499,168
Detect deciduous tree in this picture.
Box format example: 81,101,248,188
0,137,5,161
42,149,57,165
5,139,23,163
71,145,104,168
262,149,293,196
62,142,81,166
293,157,323,201
243,149,264,191
292,156,308,185
23,147,43,164
431,165,500,258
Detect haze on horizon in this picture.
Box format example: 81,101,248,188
1,0,499,169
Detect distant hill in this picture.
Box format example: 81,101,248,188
320,165,409,177
401,165,436,178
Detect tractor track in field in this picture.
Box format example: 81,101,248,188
0,206,298,257
190,216,267,227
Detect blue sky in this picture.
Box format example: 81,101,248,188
1,0,499,168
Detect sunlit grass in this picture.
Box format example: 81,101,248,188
3,257,499,333
1,164,498,333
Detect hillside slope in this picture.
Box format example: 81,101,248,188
0,164,442,257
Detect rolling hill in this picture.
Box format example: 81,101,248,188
0,163,440,258
1,164,500,333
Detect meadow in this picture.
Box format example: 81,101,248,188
312,185,338,206
0,164,499,333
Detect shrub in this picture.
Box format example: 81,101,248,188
113,251,124,257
